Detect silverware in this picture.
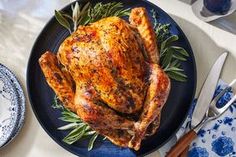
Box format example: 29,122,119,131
192,52,228,128
181,79,236,157
208,79,236,119
166,52,228,157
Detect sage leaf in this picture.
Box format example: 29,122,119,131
55,10,71,34
62,110,80,119
161,48,173,68
171,46,189,57
83,131,97,136
58,116,81,123
72,2,80,22
58,123,80,130
167,71,187,82
161,35,178,52
173,54,187,61
63,125,86,144
88,133,98,151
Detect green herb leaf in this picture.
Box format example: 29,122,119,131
58,123,80,130
167,71,187,82
52,96,65,109
160,35,178,52
62,109,80,119
164,66,184,72
63,125,87,145
77,2,91,25
161,47,173,68
55,10,71,34
88,133,98,151
152,9,189,82
72,2,80,22
173,54,187,61
83,131,97,136
87,2,130,23
58,116,81,123
170,46,189,57
52,96,99,150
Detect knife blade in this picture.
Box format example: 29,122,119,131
167,52,228,157
191,52,228,128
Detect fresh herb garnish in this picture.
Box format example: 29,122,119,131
151,9,189,82
55,10,72,34
55,2,130,33
52,96,99,150
86,2,130,23
52,2,190,151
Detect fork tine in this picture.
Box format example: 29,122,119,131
210,79,236,108
210,86,231,107
218,94,236,115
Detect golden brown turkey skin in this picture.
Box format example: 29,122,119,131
130,7,159,64
39,7,171,150
58,17,148,114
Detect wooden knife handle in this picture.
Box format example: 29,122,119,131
179,146,189,157
166,130,197,157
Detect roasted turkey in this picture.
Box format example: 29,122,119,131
39,7,170,150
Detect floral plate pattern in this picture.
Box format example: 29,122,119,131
0,69,19,147
176,80,236,157
0,64,25,147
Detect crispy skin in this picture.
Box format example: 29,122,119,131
58,17,148,114
145,115,161,136
74,85,135,147
130,64,170,150
39,52,75,112
39,52,135,147
39,7,171,151
130,7,159,64
74,85,135,130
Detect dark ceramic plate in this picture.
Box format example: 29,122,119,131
27,0,196,156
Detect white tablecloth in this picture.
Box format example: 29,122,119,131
0,0,235,156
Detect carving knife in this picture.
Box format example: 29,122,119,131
167,52,228,157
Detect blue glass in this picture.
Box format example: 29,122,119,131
204,0,232,15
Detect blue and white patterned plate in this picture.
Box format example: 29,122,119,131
0,67,20,147
0,64,25,148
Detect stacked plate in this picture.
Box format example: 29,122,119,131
0,64,25,148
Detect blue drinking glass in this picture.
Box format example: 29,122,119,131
204,0,232,15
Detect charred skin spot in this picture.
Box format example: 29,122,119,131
71,46,79,53
53,73,63,83
117,130,124,137
127,97,135,109
91,69,97,73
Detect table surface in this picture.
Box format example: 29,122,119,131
0,0,235,157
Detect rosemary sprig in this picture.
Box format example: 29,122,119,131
151,9,189,82
52,96,99,150
55,2,130,34
86,2,130,23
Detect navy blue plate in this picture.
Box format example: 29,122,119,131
27,0,196,156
